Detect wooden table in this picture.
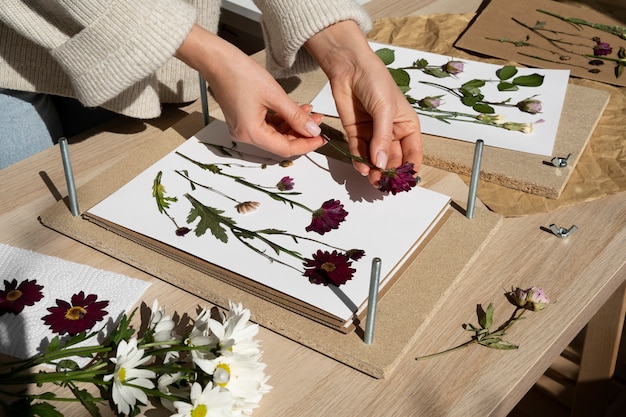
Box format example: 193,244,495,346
1,1,624,416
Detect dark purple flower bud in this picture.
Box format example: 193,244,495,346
417,96,442,109
303,250,355,287
593,39,612,56
442,60,464,75
516,98,542,114
378,163,418,195
176,227,191,236
346,249,366,261
276,176,295,191
306,199,348,235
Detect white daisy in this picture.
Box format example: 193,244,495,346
171,382,234,417
207,354,272,415
148,299,178,344
103,338,156,416
209,302,261,358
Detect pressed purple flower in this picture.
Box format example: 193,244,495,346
276,176,295,191
593,38,612,56
378,162,418,195
442,60,464,75
516,98,542,114
305,199,348,235
303,250,356,287
0,279,44,315
417,96,441,109
588,59,604,66
346,249,366,261
42,291,109,335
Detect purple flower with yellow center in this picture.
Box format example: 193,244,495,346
378,162,418,195
516,98,542,115
306,199,348,235
276,176,295,191
42,291,109,335
303,250,356,286
593,37,612,56
0,279,44,315
442,60,464,75
417,96,442,109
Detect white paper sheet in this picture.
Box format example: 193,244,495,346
0,244,150,362
310,41,571,157
87,121,450,323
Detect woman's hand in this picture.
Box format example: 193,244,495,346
175,25,325,158
305,20,423,186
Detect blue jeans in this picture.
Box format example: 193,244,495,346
0,89,63,169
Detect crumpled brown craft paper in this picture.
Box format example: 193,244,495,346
368,14,626,217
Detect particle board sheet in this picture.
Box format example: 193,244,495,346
40,113,502,378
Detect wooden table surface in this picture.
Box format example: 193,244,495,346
1,1,625,416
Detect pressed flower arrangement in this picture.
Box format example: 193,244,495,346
0,281,271,417
376,46,546,135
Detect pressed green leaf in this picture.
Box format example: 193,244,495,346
398,85,411,94
423,68,450,78
414,58,429,69
496,81,519,92
485,340,519,350
477,304,488,329
618,46,626,60
616,63,624,79
461,95,479,107
496,65,518,80
512,73,544,87
375,48,396,65
485,303,494,329
55,359,79,372
388,68,411,87
462,79,486,90
185,194,231,243
473,103,495,114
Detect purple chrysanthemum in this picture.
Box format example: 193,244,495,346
276,176,295,191
306,199,348,235
593,38,612,56
303,250,356,287
0,279,44,315
378,163,418,195
42,291,109,335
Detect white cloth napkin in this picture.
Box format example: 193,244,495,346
0,243,150,361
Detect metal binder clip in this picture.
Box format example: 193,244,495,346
549,224,578,238
550,153,572,168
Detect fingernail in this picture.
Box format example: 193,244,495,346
375,150,388,169
305,120,321,136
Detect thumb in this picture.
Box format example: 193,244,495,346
272,98,322,138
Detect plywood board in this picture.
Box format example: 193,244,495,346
456,0,626,87
40,113,502,378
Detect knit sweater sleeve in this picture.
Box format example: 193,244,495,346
253,0,372,78
0,0,196,108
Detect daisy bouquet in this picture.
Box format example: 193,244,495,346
0,288,271,417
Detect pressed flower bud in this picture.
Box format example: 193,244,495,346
417,96,441,109
442,60,464,75
593,39,613,56
516,99,542,114
276,176,295,191
236,201,260,214
505,287,528,308
279,160,294,167
503,122,534,134
524,286,550,311
477,114,506,124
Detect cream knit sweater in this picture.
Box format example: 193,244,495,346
0,0,371,118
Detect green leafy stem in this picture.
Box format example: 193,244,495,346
415,304,526,361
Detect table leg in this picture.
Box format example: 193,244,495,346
571,278,626,417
